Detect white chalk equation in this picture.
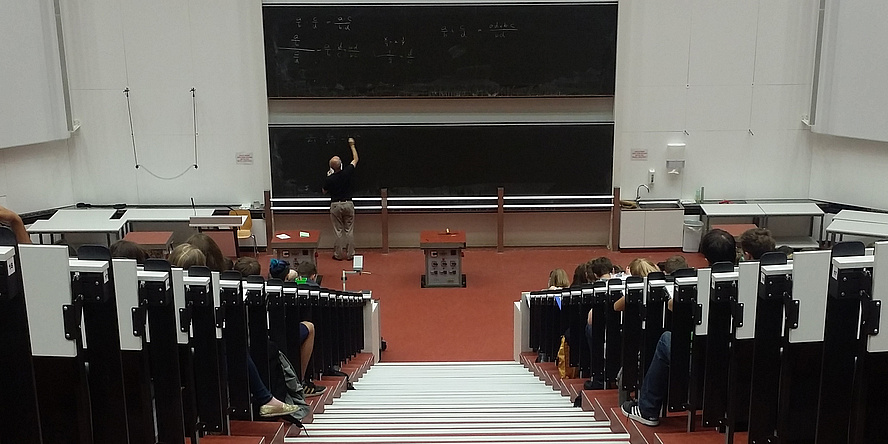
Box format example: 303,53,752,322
279,35,416,65
289,16,353,31
441,22,518,38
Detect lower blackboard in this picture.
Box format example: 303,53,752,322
270,124,614,198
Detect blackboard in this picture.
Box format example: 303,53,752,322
263,3,617,98
270,124,614,198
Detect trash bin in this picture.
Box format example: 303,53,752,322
682,220,705,253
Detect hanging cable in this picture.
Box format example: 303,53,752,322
191,87,199,169
124,87,140,168
124,87,200,180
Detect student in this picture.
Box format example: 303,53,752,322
110,240,147,264
583,256,617,389
570,263,591,287
613,258,658,312
547,268,570,290
269,258,298,282
0,205,30,244
168,243,206,270
263,259,326,397
622,229,736,426
739,227,776,260
295,261,321,287
185,233,227,273
170,242,300,417
233,256,261,277
660,255,688,274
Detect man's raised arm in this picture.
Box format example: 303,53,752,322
349,137,358,167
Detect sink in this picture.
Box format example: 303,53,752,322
637,200,683,210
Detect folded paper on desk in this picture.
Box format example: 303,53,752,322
276,233,291,240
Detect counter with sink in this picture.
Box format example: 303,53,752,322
620,199,685,248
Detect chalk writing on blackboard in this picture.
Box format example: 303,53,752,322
263,4,617,97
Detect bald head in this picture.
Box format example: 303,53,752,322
329,156,342,171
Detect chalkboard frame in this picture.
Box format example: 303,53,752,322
263,2,618,98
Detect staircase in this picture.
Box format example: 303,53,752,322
285,361,629,443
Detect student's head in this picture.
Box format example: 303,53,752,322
269,258,293,281
628,258,658,277
168,243,206,269
776,245,794,259
662,255,689,274
740,228,776,260
548,268,570,288
233,257,261,277
588,257,614,281
329,156,342,172
186,233,226,272
296,261,318,280
571,263,590,287
110,240,147,264
700,228,737,266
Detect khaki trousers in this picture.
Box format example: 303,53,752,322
330,201,355,259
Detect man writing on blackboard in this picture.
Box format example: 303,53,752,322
323,137,358,261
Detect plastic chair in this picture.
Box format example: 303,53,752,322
230,209,257,256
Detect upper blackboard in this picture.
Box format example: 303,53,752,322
269,124,614,198
263,3,617,98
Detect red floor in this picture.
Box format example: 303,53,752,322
256,247,706,362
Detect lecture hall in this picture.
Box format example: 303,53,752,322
2,0,887,443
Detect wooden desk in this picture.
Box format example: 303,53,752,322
420,230,466,288
269,230,321,267
123,231,174,257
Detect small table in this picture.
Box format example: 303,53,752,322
420,230,466,288
123,231,174,258
269,230,321,267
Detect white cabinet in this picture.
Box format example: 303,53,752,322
620,209,684,248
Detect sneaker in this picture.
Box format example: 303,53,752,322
259,402,300,418
303,380,327,398
621,400,659,427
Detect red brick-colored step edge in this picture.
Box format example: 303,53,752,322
229,420,287,444
187,436,265,444
655,430,747,444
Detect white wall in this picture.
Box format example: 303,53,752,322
59,0,271,207
0,139,76,213
614,0,819,202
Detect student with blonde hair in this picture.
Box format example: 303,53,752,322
168,243,206,270
548,268,570,289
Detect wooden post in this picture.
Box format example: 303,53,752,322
263,190,272,252
612,187,621,251
381,188,389,254
497,187,504,253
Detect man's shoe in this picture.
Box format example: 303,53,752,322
259,402,300,418
621,400,659,427
303,380,327,398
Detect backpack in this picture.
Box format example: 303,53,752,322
556,335,578,379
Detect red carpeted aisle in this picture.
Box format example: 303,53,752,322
260,247,707,362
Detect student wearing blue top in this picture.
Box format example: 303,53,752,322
323,137,359,261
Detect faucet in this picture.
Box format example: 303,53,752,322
635,184,650,201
